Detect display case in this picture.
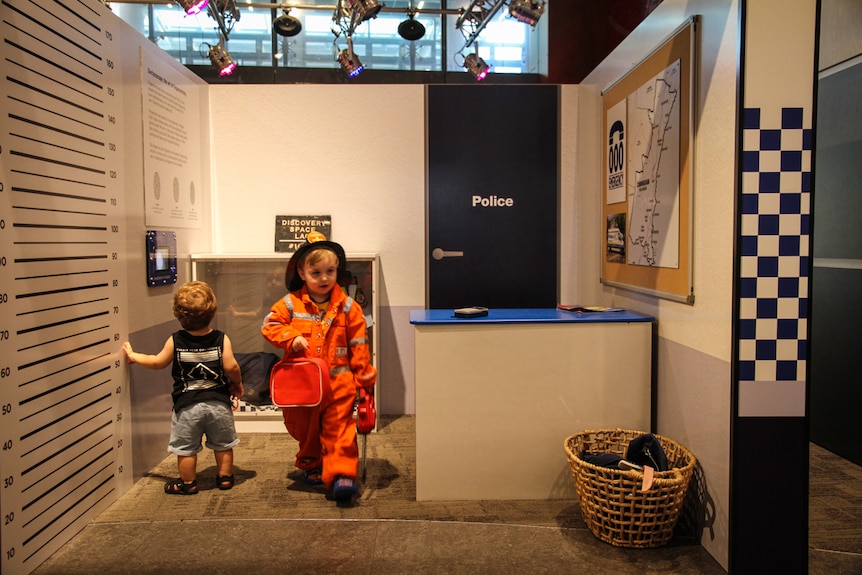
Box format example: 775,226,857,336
191,253,378,430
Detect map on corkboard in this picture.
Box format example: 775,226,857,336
601,17,697,304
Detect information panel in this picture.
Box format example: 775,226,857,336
141,49,204,228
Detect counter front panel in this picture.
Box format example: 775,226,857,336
411,308,654,500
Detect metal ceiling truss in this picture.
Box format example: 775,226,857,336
207,0,240,39
453,0,506,49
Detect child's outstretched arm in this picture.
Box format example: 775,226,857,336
123,337,174,370
221,334,244,398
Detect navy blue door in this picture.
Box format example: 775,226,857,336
426,85,559,309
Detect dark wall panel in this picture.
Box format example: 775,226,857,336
813,65,862,260
810,62,862,463
426,85,559,309
730,417,808,572
810,266,862,464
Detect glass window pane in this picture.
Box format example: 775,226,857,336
232,11,271,33
494,46,523,61
112,4,150,38
110,0,541,77
304,14,334,34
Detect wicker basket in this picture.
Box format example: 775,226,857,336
564,428,696,548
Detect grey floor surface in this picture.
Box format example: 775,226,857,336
28,416,862,574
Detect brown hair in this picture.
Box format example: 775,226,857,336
172,281,217,331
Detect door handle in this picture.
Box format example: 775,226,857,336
431,248,464,260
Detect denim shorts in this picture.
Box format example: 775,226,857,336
168,399,240,456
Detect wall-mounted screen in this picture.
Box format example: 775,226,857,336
146,230,178,286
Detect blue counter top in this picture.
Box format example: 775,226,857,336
409,308,654,325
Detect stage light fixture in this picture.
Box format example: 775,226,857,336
507,0,545,26
464,52,490,81
177,0,207,15
346,0,382,22
337,37,364,78
398,14,426,41
274,9,302,37
209,40,237,76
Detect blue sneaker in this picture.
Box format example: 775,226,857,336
332,476,357,502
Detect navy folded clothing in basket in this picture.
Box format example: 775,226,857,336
626,433,669,471
579,433,669,471
579,451,623,468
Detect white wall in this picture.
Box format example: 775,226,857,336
559,85,583,300
209,84,589,416
575,1,740,569
207,84,426,305
208,84,426,414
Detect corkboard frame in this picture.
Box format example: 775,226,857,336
600,16,697,304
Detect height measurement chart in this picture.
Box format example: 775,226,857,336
0,0,129,572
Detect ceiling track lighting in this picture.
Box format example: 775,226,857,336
274,8,302,37
170,0,540,79
176,0,207,15
208,36,237,76
337,36,364,78
345,0,382,23
452,0,544,83
507,0,545,26
331,0,379,74
464,51,490,81
332,0,380,35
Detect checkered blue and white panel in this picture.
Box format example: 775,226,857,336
739,106,812,389
731,1,816,570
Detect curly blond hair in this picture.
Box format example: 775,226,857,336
172,281,217,331
303,247,339,269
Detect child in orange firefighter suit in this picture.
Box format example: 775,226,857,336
261,239,377,503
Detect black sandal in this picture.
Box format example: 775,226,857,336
303,468,323,485
216,474,235,490
165,479,198,495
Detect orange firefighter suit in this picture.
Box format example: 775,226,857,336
261,283,376,487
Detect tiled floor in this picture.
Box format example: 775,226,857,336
28,416,862,574
30,519,730,575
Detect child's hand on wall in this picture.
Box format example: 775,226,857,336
122,342,137,363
